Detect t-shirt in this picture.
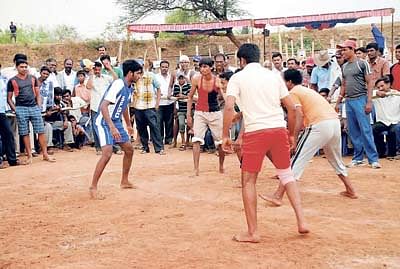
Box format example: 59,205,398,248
133,72,160,110
102,67,123,79
7,74,38,107
390,63,400,91
156,73,174,106
342,59,371,98
289,85,338,126
10,25,16,34
372,90,400,126
227,62,288,133
96,79,133,122
90,74,113,112
39,80,54,112
173,83,191,112
310,66,330,90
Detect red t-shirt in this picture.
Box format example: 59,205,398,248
391,63,400,91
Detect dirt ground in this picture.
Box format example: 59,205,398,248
0,146,399,269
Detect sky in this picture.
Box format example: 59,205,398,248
0,0,399,38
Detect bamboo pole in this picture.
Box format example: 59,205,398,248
300,32,304,50
195,45,199,56
290,39,294,58
311,41,315,57
285,42,289,60
118,41,123,63
278,29,282,54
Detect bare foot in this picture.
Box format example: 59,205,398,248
258,194,282,206
232,232,261,243
23,158,33,165
340,191,358,199
89,188,105,200
298,226,310,235
43,156,56,162
120,182,137,189
194,169,199,176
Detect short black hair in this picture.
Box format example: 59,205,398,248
63,89,72,96
16,59,28,66
319,88,330,95
46,58,57,64
97,45,106,51
54,87,63,96
13,53,27,62
214,53,226,61
94,61,102,68
64,58,73,64
219,71,234,81
77,70,86,77
366,42,379,51
396,44,400,50
40,66,51,73
199,57,214,67
272,52,283,59
122,59,143,76
287,58,299,65
375,75,391,86
100,55,111,62
355,47,367,53
283,69,303,85
160,60,169,66
237,43,260,64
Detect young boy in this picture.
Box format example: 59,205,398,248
90,60,143,199
173,74,191,150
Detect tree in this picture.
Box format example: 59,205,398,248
117,0,247,48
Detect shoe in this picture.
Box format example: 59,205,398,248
346,160,366,168
370,162,382,169
141,149,150,154
157,150,166,155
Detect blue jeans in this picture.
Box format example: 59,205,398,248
345,95,378,163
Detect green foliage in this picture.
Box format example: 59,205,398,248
0,24,80,44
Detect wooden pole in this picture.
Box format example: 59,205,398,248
158,47,162,61
153,37,159,60
219,45,224,54
278,29,282,54
195,45,199,56
391,12,394,63
234,50,238,67
285,42,289,60
208,47,211,57
268,35,272,62
118,41,123,62
290,39,294,58
311,41,315,57
300,32,304,50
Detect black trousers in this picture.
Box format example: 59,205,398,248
0,113,17,165
135,108,163,152
372,122,398,157
157,103,174,144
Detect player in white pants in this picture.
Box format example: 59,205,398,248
260,69,357,206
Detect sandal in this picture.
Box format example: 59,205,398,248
179,144,186,151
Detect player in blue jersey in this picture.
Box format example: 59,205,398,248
90,60,143,199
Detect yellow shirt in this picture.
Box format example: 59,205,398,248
290,85,338,126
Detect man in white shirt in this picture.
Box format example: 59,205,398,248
222,43,309,243
45,58,60,88
87,62,114,153
57,58,76,91
271,52,286,76
155,60,174,145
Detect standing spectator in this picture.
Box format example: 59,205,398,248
100,55,122,79
156,60,174,145
7,59,55,164
45,58,61,88
271,52,286,76
9,22,17,43
287,58,299,70
134,69,165,154
38,66,55,151
311,50,333,92
214,53,227,75
390,44,400,91
302,57,314,87
73,70,91,103
355,47,367,60
372,76,400,160
0,67,19,167
173,75,192,150
57,58,76,91
366,42,390,86
335,40,381,168
86,61,117,154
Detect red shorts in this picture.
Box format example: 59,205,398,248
241,128,291,173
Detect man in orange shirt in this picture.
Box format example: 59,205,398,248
390,44,400,91
366,42,390,86
260,69,357,206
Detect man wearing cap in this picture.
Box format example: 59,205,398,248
335,39,381,169
172,55,196,86
310,50,335,92
187,57,225,176
302,57,314,88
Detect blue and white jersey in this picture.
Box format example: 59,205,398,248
96,79,133,123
